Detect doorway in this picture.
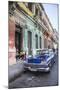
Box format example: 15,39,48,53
28,31,32,55
15,25,23,59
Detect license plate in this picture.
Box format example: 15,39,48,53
28,67,37,71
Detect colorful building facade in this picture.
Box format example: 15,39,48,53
9,2,58,65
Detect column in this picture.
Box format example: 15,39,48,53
9,17,16,65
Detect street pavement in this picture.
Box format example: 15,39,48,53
9,54,58,88
8,60,24,82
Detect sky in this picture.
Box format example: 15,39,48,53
43,3,58,32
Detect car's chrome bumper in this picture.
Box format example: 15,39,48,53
24,63,50,72
25,66,50,72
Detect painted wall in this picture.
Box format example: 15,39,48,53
23,15,44,55
9,17,16,65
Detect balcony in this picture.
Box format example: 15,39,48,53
34,16,49,34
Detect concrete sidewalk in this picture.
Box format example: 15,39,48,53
8,60,24,82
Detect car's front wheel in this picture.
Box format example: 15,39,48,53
49,62,52,67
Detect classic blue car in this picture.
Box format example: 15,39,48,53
24,49,55,72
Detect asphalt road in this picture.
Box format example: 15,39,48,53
9,55,58,89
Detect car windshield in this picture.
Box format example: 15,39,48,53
36,49,49,55
27,49,53,58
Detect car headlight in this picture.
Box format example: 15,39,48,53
40,60,47,65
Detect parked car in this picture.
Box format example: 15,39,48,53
24,49,55,72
